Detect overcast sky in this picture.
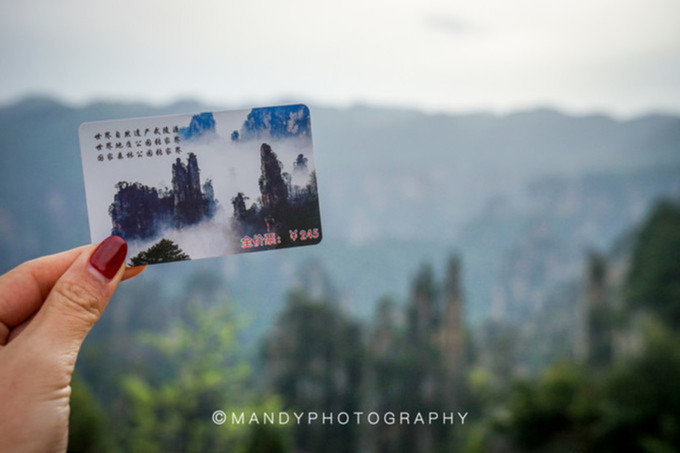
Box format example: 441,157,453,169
1,0,679,116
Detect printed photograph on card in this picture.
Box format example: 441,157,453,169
78,104,322,266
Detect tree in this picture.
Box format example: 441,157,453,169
129,238,190,266
470,201,680,452
68,375,115,453
407,264,438,342
501,363,598,451
118,301,285,452
597,323,680,452
262,289,364,453
626,201,680,329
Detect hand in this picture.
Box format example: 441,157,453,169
0,236,145,452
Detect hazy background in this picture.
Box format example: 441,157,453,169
1,1,680,452
1,0,680,115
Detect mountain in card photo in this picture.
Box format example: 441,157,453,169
109,153,217,240
178,112,216,141
230,142,321,251
231,104,311,142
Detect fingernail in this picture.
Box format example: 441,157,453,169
89,235,127,280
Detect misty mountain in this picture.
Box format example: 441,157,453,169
235,104,311,141
0,96,678,338
178,112,216,141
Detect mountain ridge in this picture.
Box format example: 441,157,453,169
0,96,678,332
3,95,680,124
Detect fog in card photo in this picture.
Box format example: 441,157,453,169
78,104,322,266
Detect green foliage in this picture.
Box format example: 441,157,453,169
263,289,364,452
626,201,680,327
597,322,680,451
263,261,471,452
129,239,190,266
483,326,680,452
68,375,115,453
68,197,679,452
502,364,598,451
466,201,680,452
117,301,287,452
244,422,290,453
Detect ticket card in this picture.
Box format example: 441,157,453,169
78,104,322,266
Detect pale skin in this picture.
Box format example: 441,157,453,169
0,244,145,452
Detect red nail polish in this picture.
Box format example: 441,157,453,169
89,235,127,279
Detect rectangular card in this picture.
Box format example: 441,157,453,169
78,104,322,266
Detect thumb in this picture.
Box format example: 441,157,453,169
26,235,128,357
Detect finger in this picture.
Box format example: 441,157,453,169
5,313,35,344
23,235,128,357
0,251,143,347
0,246,89,328
0,252,146,346
122,265,147,281
0,320,7,346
